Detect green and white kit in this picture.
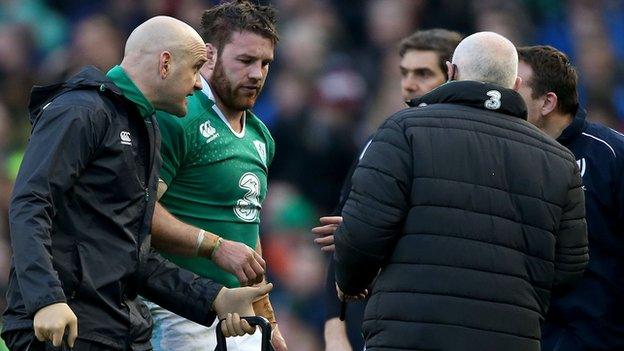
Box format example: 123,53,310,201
156,83,275,288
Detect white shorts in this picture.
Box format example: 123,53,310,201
145,300,263,351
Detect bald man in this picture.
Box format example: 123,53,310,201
333,31,588,351
2,16,270,351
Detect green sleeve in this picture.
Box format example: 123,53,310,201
156,111,187,186
267,132,275,168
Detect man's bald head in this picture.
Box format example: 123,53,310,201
124,16,204,59
120,16,207,116
451,31,519,89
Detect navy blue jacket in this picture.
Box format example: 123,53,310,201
544,108,624,350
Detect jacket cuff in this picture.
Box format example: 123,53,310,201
187,279,224,326
26,288,67,316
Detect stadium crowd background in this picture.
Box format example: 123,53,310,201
0,0,622,349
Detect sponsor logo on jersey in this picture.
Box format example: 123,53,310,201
200,121,219,143
234,172,261,222
120,130,132,145
253,140,267,165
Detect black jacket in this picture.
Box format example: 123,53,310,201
542,108,624,350
2,67,222,350
334,81,589,351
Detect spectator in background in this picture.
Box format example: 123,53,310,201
313,28,463,351
261,183,325,351
517,45,624,351
270,59,363,213
358,0,421,137
333,32,588,351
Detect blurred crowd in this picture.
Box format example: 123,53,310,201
0,0,622,349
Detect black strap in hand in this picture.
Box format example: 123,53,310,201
214,316,275,351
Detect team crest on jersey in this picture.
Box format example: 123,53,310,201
199,121,219,143
253,140,267,165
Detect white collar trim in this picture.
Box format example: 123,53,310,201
200,75,246,138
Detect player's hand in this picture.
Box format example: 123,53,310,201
33,302,78,348
220,313,255,337
271,324,288,351
212,239,265,286
312,216,343,252
213,283,273,321
324,318,353,351
336,283,368,302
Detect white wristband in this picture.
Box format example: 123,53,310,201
195,229,206,256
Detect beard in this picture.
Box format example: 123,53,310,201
209,60,263,111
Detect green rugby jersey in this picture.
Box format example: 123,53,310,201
156,83,274,288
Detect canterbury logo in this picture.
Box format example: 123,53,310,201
200,121,219,143
120,130,132,145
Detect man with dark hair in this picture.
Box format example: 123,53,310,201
333,32,588,351
1,16,272,351
517,45,624,351
312,28,462,351
398,29,463,100
146,1,286,350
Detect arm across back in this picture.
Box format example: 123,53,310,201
137,249,223,326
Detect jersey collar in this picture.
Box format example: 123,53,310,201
557,107,588,145
200,75,246,138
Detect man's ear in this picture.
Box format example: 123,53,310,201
205,43,217,71
512,76,522,92
159,51,172,79
541,92,558,116
206,43,217,57
445,61,454,81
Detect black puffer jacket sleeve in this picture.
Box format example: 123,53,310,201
334,117,412,295
137,249,223,326
553,165,588,288
324,138,372,319
9,103,105,315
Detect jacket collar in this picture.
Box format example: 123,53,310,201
106,65,155,119
28,65,123,125
557,107,587,144
407,81,528,120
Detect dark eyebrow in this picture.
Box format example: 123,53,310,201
414,68,434,74
400,66,435,74
237,54,256,60
237,54,273,62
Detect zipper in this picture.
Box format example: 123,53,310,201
144,187,149,202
